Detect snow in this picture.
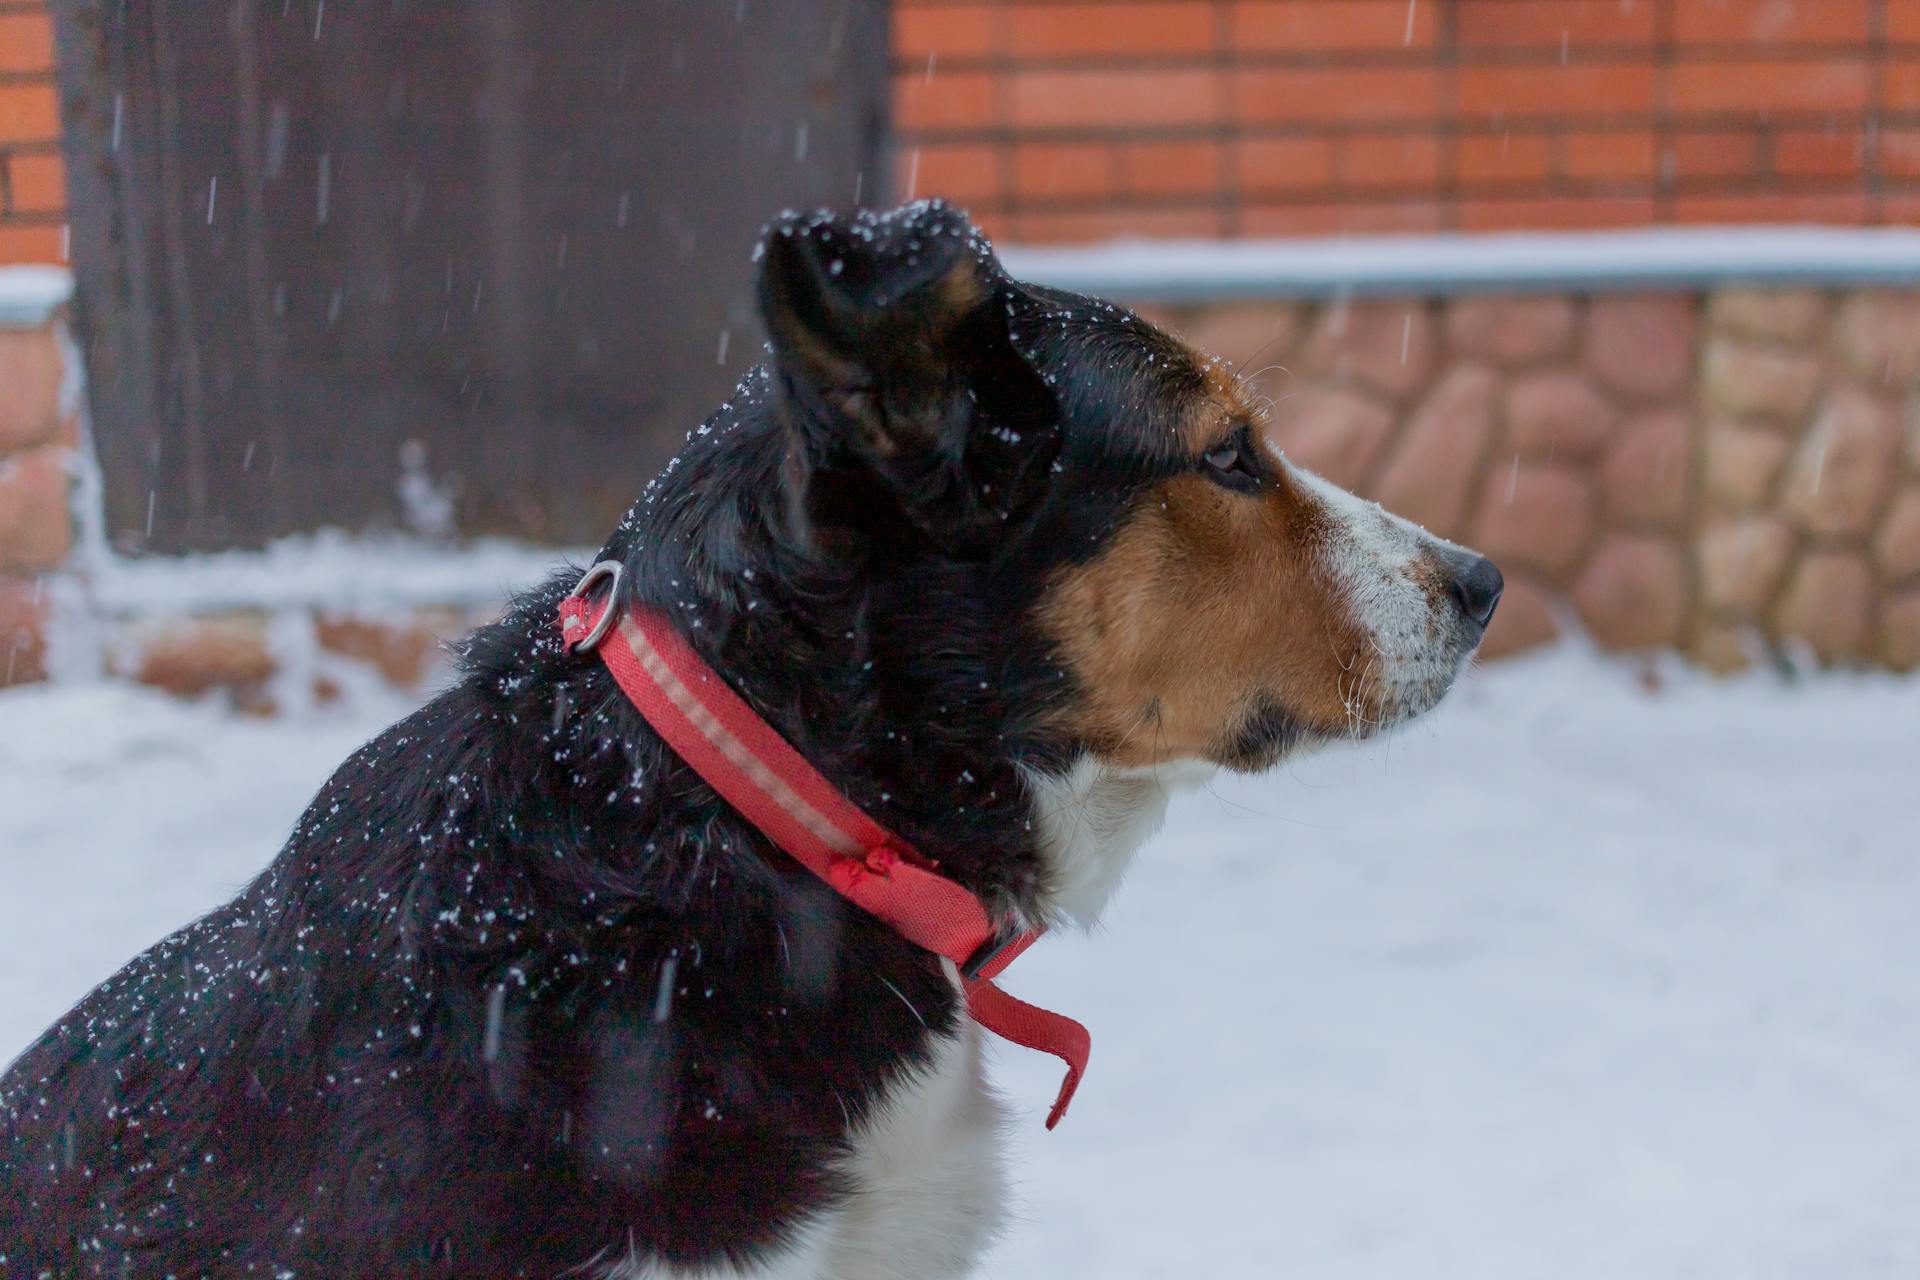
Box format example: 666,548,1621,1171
998,225,1920,301
80,528,592,615
0,265,72,327
5,646,1920,1277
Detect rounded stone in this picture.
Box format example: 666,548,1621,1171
1602,408,1692,528
1692,622,1756,675
1698,516,1796,616
1573,535,1688,651
1780,386,1900,538
1298,298,1437,404
1703,420,1792,511
315,612,458,689
1267,387,1397,489
1445,295,1577,368
1471,462,1596,580
1177,301,1304,371
0,445,73,573
1836,291,1920,387
1708,287,1829,344
0,325,66,455
1875,487,1920,580
126,614,278,698
1478,573,1559,661
0,575,48,686
1700,337,1824,424
1505,370,1617,460
1374,365,1497,538
1772,552,1873,662
1586,294,1697,401
1881,590,1920,671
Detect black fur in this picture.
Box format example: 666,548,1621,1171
0,202,1216,1277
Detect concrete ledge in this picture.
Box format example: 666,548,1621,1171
999,226,1920,302
0,266,72,327
87,531,588,615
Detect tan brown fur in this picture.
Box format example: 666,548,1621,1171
1038,344,1377,766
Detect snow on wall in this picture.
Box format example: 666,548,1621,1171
999,226,1920,302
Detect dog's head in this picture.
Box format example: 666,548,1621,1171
758,201,1499,780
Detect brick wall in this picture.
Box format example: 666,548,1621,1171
897,0,1920,243
1129,285,1920,671
0,0,63,264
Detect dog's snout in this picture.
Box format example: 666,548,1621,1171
1448,554,1504,629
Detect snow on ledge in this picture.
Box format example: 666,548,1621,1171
85,531,591,617
0,265,72,327
997,225,1920,302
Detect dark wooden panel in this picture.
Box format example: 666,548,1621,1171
54,0,889,552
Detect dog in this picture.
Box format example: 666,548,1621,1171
1,200,1500,1278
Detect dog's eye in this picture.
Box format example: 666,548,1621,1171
1201,429,1263,493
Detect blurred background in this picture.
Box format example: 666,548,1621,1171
0,0,1916,682
3,4,1920,1276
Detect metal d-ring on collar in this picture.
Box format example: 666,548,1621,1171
565,559,625,654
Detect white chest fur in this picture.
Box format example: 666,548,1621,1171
822,1014,1007,1278
1023,755,1217,927
643,754,1207,1280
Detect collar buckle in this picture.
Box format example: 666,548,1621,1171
564,560,625,654
960,926,1023,982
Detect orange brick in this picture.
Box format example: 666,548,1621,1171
1879,194,1920,226
0,84,59,145
1007,4,1214,58
1013,206,1224,244
1562,130,1658,181
894,70,997,132
1009,68,1219,128
1240,199,1445,236
1884,61,1920,112
907,143,1001,203
1456,0,1656,49
1882,127,1920,179
896,148,1006,209
1774,128,1863,178
1233,67,1438,123
1236,136,1336,194
1668,58,1868,114
1457,132,1553,184
1231,1,1434,52
5,151,64,213
1120,140,1222,196
892,6,996,61
1013,142,1114,200
1674,0,1869,44
1673,191,1871,223
1458,194,1658,230
1342,133,1440,186
0,11,55,75
968,208,1014,245
1891,0,1920,40
1667,130,1764,178
1456,62,1656,119
0,221,63,264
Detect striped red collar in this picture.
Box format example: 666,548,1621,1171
559,563,1087,1128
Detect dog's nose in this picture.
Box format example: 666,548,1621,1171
1449,554,1504,629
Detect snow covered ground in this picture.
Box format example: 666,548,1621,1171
3,646,1918,1278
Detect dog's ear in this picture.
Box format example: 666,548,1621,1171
757,201,1059,556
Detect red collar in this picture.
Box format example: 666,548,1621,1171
559,563,1087,1129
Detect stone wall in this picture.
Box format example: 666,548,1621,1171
1137,286,1920,671
5,276,1920,702
0,298,72,683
